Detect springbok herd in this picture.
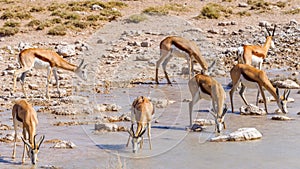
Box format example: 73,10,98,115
10,24,294,164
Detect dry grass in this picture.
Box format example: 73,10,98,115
196,3,233,19
142,3,190,16
0,0,127,36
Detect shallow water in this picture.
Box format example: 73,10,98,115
1,77,299,169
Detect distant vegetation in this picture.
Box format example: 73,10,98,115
126,14,148,23
142,3,190,16
0,0,127,36
284,8,300,15
196,3,233,19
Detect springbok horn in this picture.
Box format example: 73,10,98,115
78,59,84,68
130,123,135,137
138,127,147,138
37,135,45,149
21,136,32,148
33,134,37,149
209,109,217,118
265,25,271,36
272,25,276,36
222,104,228,117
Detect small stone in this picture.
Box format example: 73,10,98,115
240,104,266,115
28,84,39,90
290,19,298,25
91,4,103,11
52,140,76,149
193,119,215,126
271,115,294,121
273,79,300,89
141,41,151,47
238,2,248,7
95,123,118,132
259,21,270,27
136,55,150,61
190,124,203,132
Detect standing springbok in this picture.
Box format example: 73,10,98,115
229,64,290,114
156,36,208,84
12,99,45,165
238,25,276,70
13,48,88,99
126,96,154,153
237,25,276,105
188,74,228,133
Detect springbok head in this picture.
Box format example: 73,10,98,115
265,24,276,49
210,104,228,133
21,134,45,165
276,88,290,114
127,124,145,153
75,59,88,80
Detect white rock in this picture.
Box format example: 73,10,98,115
259,21,270,27
273,79,300,89
91,4,103,10
52,140,76,149
105,103,122,111
136,55,151,61
56,44,76,57
240,104,266,115
238,2,248,7
290,19,298,25
210,128,262,142
194,119,215,126
95,123,118,132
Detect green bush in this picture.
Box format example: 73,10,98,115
4,21,20,27
48,25,66,36
30,6,45,12
0,11,14,19
247,0,270,10
16,12,32,19
127,14,147,23
197,3,232,19
0,27,19,36
142,6,168,15
27,19,42,27
284,8,300,15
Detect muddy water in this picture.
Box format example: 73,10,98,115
1,77,300,169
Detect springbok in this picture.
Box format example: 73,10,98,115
13,48,88,99
188,74,228,133
156,36,209,84
237,25,276,106
238,24,276,70
126,96,154,153
229,64,290,114
12,99,45,165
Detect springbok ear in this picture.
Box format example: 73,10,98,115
37,135,45,149
21,136,32,149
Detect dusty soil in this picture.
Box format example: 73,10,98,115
0,0,299,169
